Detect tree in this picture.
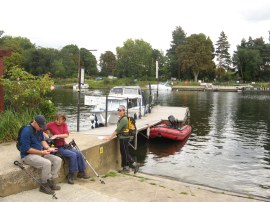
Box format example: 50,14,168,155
233,46,262,81
116,39,153,79
176,33,215,82
99,51,117,76
166,26,186,79
59,45,78,77
0,36,35,72
153,49,168,79
80,48,97,77
215,31,232,70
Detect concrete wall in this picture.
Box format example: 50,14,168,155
0,139,121,197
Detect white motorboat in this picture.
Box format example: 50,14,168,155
73,83,89,90
147,81,172,91
85,86,150,126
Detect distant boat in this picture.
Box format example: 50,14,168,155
147,81,172,91
85,86,151,125
73,83,89,90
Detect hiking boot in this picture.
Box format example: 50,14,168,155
66,173,74,184
39,182,55,195
133,162,140,174
77,171,90,179
47,179,61,190
119,166,130,174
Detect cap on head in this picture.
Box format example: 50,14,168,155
34,115,47,129
118,105,126,111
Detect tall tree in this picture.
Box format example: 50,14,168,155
116,39,153,79
80,48,97,77
166,26,186,79
176,33,215,82
0,36,35,72
233,39,263,81
99,51,117,76
215,31,232,70
59,45,79,77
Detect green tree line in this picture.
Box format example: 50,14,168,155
1,27,270,82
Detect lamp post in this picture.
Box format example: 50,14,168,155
77,48,97,132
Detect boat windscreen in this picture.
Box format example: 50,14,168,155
110,88,123,94
124,88,138,95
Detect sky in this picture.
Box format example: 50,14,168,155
2,0,270,59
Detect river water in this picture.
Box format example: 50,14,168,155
51,88,270,199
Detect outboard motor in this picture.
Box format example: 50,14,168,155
168,115,177,128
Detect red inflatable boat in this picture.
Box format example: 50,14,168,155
150,124,192,141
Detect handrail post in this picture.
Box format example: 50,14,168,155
105,95,108,127
126,98,129,116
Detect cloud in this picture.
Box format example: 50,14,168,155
241,5,270,22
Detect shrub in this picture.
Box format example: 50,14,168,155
0,66,56,142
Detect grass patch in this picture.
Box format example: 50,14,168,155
103,171,118,178
139,178,146,182
0,110,40,143
149,182,156,186
180,192,188,195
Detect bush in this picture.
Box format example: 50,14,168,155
0,66,56,142
4,66,55,112
0,110,37,142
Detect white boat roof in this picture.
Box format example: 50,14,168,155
110,86,141,89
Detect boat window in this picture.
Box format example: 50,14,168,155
110,88,123,94
124,88,138,95
128,98,138,108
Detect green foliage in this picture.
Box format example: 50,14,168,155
176,33,215,82
215,31,232,70
103,171,118,177
4,66,56,114
99,51,117,76
0,110,37,142
1,66,56,142
167,26,186,79
116,39,153,79
233,47,262,81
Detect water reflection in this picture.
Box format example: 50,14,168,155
52,89,270,198
148,135,190,158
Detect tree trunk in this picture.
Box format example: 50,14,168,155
193,72,199,82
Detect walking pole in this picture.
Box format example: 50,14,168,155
68,139,105,184
14,161,58,199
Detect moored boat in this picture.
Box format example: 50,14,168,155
150,122,192,141
85,86,151,126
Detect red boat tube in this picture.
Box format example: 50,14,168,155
150,124,192,141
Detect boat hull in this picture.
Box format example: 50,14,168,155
150,124,192,141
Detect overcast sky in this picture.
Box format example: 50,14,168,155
2,0,270,59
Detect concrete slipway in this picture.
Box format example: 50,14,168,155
0,106,267,201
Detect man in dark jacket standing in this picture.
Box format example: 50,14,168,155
19,115,62,195
105,105,140,173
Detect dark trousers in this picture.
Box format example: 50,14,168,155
119,138,134,167
58,147,86,173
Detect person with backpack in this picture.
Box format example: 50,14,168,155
18,115,62,195
46,112,90,184
104,105,140,173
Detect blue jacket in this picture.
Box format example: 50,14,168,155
19,125,45,158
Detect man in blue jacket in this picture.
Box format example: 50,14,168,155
19,115,62,195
